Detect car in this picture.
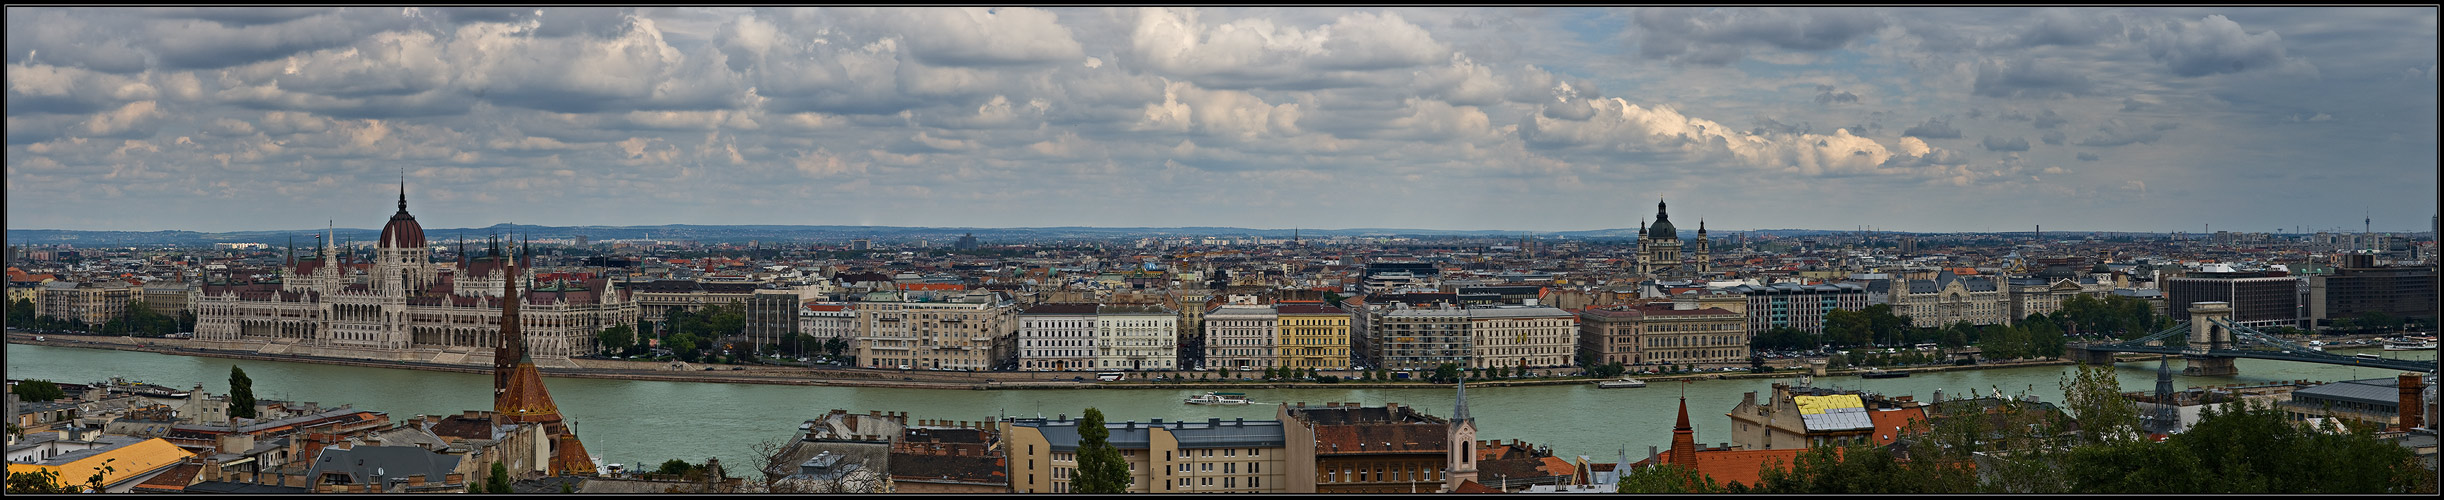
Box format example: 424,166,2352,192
796,357,810,362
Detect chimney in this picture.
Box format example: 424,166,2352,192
408,474,426,487
2400,374,2425,432
445,473,465,485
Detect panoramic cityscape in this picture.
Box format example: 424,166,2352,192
4,6,2438,494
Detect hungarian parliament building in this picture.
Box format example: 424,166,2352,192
192,186,638,366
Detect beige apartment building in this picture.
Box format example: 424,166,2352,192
1003,416,1290,493
1577,302,1746,366
1275,303,1350,370
1463,306,1578,370
38,280,141,327
855,291,1019,371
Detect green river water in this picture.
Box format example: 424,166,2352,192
6,343,2430,468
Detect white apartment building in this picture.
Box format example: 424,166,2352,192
1203,305,1279,371
1463,306,1579,370
799,302,856,342
1018,303,1100,371
1096,304,1179,371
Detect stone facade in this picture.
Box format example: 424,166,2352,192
1203,305,1279,370
192,189,637,366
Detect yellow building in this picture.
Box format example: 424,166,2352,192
1274,304,1350,370
1003,416,1290,494
6,437,194,493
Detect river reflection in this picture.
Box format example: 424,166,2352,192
6,343,2429,466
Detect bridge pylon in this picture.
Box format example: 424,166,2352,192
2181,302,2242,376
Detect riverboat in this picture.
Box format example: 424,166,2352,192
1597,377,1648,389
2383,339,2437,351
1184,392,1253,405
1860,368,1910,379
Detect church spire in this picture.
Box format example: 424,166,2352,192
1669,396,1697,466
397,171,408,214
1453,373,1471,423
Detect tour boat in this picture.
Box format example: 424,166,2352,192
1184,392,1253,405
1597,377,1648,389
1860,368,1910,379
2383,339,2437,351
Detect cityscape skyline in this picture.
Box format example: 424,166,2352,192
6,7,2438,233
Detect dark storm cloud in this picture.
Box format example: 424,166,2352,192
2145,14,2303,77
1972,58,2094,99
2076,152,2101,161
1631,7,1886,66
2077,121,2179,147
1902,117,1961,139
1981,135,2031,152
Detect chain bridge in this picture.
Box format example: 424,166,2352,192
2066,301,2437,375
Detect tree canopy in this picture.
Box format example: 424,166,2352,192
227,365,257,420
12,380,65,402
1072,408,1130,493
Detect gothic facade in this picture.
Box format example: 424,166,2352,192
193,185,638,364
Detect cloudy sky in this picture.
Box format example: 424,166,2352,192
6,7,2436,234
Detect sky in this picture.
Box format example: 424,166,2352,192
5,7,2437,234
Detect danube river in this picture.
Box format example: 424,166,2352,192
7,343,2431,468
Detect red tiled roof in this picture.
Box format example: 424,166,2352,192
1866,407,1927,446
1690,448,1805,488
129,462,202,492
1451,480,1501,493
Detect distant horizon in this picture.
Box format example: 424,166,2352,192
8,220,2433,237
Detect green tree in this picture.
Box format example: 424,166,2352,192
5,467,75,493
1753,442,1977,493
1431,363,1461,384
2062,438,2209,492
488,461,513,493
595,325,636,356
1616,463,1723,493
12,380,65,402
656,459,696,477
6,298,34,328
2058,364,2139,444
1072,408,1130,493
227,366,258,420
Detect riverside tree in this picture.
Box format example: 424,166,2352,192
227,366,257,419
1073,408,1130,493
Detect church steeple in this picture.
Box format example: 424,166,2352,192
1669,396,1697,466
1454,373,1471,423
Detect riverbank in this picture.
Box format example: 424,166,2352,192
10,331,2107,391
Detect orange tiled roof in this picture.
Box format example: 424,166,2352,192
6,438,193,492
1689,448,1805,488
1866,407,1928,446
1452,480,1501,493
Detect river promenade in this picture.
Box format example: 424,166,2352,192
6,330,2112,391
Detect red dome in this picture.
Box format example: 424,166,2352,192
379,184,426,249
380,213,426,248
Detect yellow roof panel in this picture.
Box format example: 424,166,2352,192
7,438,193,492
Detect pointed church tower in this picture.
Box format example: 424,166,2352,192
2150,355,2177,434
1445,374,1479,491
493,238,527,401
1669,397,1698,466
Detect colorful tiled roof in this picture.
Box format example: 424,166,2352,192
6,438,194,492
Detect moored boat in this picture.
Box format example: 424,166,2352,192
1184,392,1253,405
1860,368,1910,379
1597,377,1647,389
2382,340,2437,351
